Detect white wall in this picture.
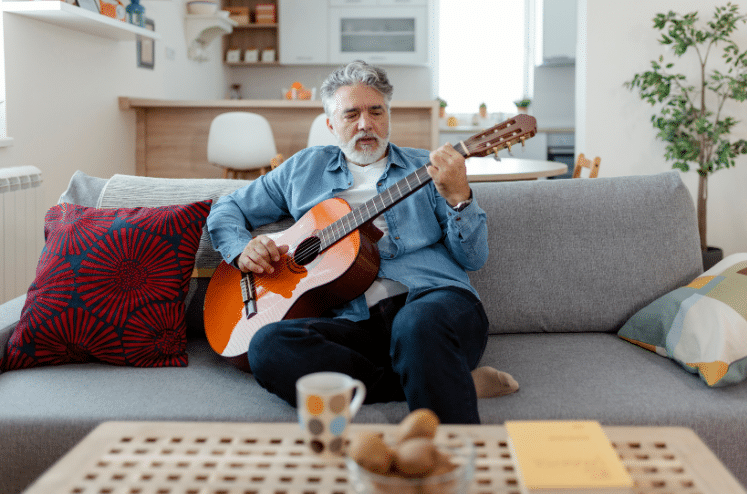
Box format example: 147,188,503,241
0,0,228,210
0,1,228,300
577,0,747,256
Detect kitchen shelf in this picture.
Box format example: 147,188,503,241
222,0,278,64
1,1,161,41
225,61,281,66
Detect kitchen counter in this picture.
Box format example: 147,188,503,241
119,98,439,179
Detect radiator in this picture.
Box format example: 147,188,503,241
0,166,44,305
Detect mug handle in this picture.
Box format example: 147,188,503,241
349,380,366,417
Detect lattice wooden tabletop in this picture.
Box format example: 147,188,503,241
21,422,747,494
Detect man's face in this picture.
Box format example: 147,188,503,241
327,84,390,165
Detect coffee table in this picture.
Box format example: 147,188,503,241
21,421,746,494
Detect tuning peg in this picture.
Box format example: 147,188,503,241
520,137,527,147
492,147,501,161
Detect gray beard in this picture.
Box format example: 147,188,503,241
337,131,389,165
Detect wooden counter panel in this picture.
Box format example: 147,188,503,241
121,98,439,179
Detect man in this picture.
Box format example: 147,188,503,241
207,61,517,424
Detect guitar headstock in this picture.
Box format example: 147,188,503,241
457,114,537,158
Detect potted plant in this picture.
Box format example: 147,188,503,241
625,3,747,269
514,98,531,113
437,98,447,118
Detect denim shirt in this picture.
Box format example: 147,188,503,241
206,143,489,322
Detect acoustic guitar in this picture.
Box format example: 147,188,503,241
204,114,537,369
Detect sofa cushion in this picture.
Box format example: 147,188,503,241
0,201,211,371
92,173,293,340
98,174,255,274
618,253,747,386
57,170,108,207
469,171,703,334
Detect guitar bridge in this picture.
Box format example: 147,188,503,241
240,272,258,319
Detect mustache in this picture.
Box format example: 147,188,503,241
353,131,382,143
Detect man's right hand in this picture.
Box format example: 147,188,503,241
237,235,290,274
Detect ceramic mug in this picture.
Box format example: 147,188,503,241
296,372,366,457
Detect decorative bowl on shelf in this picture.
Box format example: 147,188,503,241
186,1,218,15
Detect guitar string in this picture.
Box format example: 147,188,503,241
287,165,432,265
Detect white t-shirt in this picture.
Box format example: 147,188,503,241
336,157,408,308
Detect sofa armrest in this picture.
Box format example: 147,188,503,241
0,295,25,354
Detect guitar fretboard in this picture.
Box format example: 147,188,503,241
312,114,535,253
318,164,433,250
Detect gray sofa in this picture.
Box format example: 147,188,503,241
2,170,746,494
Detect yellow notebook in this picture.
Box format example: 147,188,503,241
505,421,635,494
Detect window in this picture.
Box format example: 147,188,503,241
438,0,535,115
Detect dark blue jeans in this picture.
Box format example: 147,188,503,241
247,287,490,424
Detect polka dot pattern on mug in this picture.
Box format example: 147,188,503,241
302,391,349,454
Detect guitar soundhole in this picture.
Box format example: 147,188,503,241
293,236,321,266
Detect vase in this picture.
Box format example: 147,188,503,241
702,246,724,272
126,0,145,27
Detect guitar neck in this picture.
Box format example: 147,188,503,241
319,161,440,250
315,114,536,251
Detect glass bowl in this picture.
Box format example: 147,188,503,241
346,435,475,494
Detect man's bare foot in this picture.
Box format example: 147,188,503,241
471,366,519,398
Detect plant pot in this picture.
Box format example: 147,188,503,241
702,246,724,272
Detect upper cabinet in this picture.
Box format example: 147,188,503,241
279,0,328,64
329,0,426,5
276,0,430,66
328,5,427,65
540,0,576,64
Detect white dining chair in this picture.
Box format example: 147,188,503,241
207,112,283,179
307,113,338,148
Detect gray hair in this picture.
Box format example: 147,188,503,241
320,60,394,117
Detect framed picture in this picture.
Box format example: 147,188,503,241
137,18,155,70
76,0,100,13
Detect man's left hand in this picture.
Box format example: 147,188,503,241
426,143,471,207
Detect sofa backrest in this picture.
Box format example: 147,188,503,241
60,170,702,337
470,171,702,334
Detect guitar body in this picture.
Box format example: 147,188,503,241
204,197,381,370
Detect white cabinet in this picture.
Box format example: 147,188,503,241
279,0,329,64
279,0,429,66
541,0,576,63
329,6,428,65
378,0,427,5
330,0,426,4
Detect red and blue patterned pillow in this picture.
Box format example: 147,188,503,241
0,200,211,371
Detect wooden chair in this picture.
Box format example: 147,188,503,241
207,112,283,179
572,153,601,178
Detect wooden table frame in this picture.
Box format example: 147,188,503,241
22,421,746,494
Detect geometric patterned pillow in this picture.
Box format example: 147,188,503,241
0,200,211,371
618,253,747,386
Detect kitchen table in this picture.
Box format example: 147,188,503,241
466,156,568,182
